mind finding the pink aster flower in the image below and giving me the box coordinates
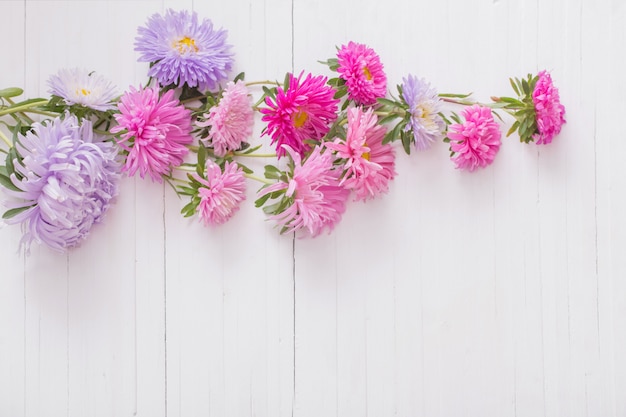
[532,70,566,145]
[197,80,254,157]
[193,160,246,226]
[112,86,193,182]
[336,42,387,106]
[448,105,501,172]
[258,145,349,237]
[260,72,339,159]
[326,107,396,201]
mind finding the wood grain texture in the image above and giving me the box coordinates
[0,0,624,416]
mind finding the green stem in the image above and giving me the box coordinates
[233,152,276,158]
[440,97,476,106]
[93,129,116,137]
[0,99,48,118]
[374,110,404,118]
[0,129,11,148]
[244,173,274,185]
[246,80,281,87]
[23,109,58,118]
[174,165,195,172]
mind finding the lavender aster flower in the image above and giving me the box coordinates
[3,114,121,253]
[135,9,233,91]
[401,74,445,150]
[48,68,118,111]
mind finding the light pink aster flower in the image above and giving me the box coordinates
[197,80,254,157]
[261,72,339,158]
[336,42,387,106]
[193,160,246,226]
[532,70,566,145]
[326,107,396,201]
[258,145,349,237]
[448,105,501,172]
[112,86,193,182]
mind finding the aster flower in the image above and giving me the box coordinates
[447,105,501,172]
[257,145,349,237]
[261,72,339,158]
[47,68,118,111]
[2,114,120,253]
[112,85,193,182]
[400,74,445,151]
[336,42,387,106]
[135,9,233,91]
[326,107,396,201]
[191,160,246,226]
[532,70,566,145]
[493,71,566,144]
[197,80,254,157]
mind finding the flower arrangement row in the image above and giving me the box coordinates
[0,9,566,254]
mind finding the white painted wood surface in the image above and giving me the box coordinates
[0,0,624,416]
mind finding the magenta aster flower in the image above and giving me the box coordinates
[448,105,501,172]
[112,86,193,182]
[197,80,254,157]
[258,145,349,237]
[261,72,339,159]
[401,74,445,150]
[326,107,396,201]
[193,160,246,226]
[336,42,387,106]
[48,68,118,112]
[3,115,120,253]
[135,9,233,91]
[532,70,566,145]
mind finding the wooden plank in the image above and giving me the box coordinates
[164,1,295,416]
[0,2,26,415]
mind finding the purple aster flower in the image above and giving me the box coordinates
[135,9,233,91]
[401,74,445,151]
[3,114,121,253]
[48,68,118,111]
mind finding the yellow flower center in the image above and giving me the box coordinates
[362,142,370,161]
[77,88,91,96]
[293,110,308,128]
[415,103,438,130]
[363,67,372,81]
[175,36,199,53]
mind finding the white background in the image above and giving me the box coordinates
[1,0,625,416]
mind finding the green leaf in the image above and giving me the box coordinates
[0,87,23,98]
[377,98,399,107]
[233,72,245,83]
[180,200,198,218]
[401,131,411,155]
[509,78,520,97]
[439,92,473,99]
[499,96,523,106]
[0,172,20,192]
[283,72,291,90]
[262,86,275,100]
[2,205,33,220]
[254,192,272,208]
[238,164,253,174]
[197,144,207,175]
[521,78,530,95]
[264,164,282,180]
[378,113,402,125]
[506,120,520,137]
[177,186,197,196]
[333,88,348,100]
